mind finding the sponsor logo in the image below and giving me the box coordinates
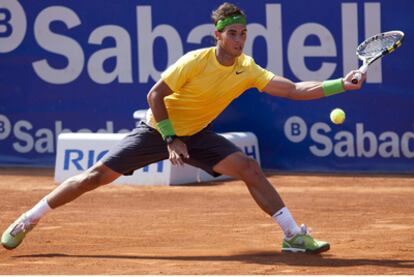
[0,114,129,154]
[274,210,284,217]
[284,116,414,159]
[1,2,383,84]
[63,149,165,172]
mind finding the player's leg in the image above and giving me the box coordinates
[1,121,168,250]
[47,161,121,209]
[212,152,330,254]
[1,162,121,250]
[213,152,284,215]
[212,152,301,236]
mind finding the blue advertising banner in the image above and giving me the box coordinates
[0,0,413,173]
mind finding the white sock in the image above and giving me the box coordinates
[25,198,52,222]
[272,207,301,239]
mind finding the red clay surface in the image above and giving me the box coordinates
[1,168,413,274]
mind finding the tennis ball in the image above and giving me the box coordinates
[330,108,346,124]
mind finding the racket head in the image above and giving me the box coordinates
[356,30,404,64]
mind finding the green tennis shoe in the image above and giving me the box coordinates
[1,214,37,250]
[282,224,330,254]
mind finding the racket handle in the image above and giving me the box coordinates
[351,63,369,84]
[351,72,362,84]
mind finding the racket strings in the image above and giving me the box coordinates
[359,34,402,58]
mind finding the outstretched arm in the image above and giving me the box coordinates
[262,70,366,100]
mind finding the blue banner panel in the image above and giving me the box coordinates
[0,0,413,173]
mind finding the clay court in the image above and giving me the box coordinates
[0,168,413,274]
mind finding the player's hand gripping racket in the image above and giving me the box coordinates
[352,30,404,84]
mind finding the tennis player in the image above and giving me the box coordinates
[2,2,365,253]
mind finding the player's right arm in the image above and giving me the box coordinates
[147,50,205,165]
[147,80,189,166]
[147,80,173,123]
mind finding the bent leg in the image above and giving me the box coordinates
[213,152,284,216]
[46,161,121,209]
[213,152,330,254]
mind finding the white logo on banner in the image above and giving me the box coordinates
[1,3,383,84]
[0,114,130,154]
[0,0,27,53]
[284,116,414,159]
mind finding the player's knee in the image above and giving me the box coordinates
[238,157,262,181]
[77,168,109,192]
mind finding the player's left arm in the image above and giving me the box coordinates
[262,70,366,100]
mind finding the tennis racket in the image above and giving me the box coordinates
[352,30,404,84]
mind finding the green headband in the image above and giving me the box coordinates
[215,15,247,31]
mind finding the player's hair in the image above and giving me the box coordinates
[211,2,246,31]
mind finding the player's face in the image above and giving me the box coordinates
[217,24,247,57]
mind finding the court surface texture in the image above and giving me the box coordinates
[1,168,413,274]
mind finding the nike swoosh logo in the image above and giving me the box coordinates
[274,211,283,217]
[235,71,244,75]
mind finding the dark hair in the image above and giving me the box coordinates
[211,2,246,26]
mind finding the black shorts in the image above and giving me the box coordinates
[101,121,241,177]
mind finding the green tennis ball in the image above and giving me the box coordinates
[330,108,346,124]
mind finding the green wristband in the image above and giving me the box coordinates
[156,119,175,139]
[322,78,345,97]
